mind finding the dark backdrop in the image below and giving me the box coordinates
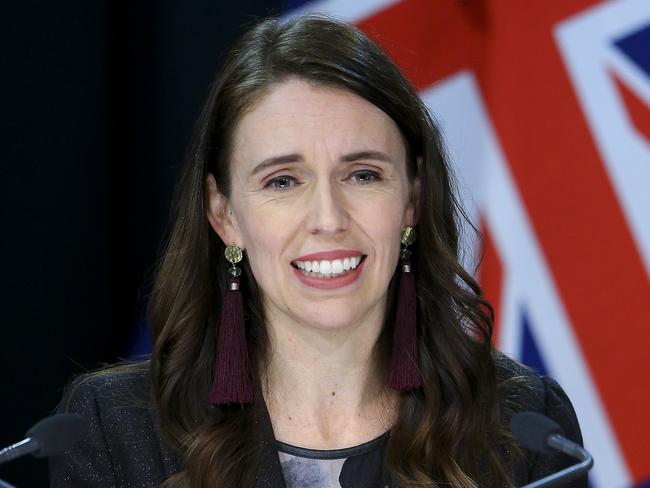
[0,2,284,485]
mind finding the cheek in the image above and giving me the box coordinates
[357,199,405,263]
[237,210,289,276]
[379,228,402,269]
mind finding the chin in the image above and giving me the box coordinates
[297,310,369,332]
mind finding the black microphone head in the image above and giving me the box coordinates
[511,411,565,454]
[26,413,88,458]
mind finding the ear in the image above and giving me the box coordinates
[205,173,242,247]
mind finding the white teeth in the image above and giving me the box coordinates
[319,260,331,275]
[293,255,363,278]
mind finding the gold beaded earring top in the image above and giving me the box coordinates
[400,226,416,246]
[224,245,243,290]
[224,245,243,264]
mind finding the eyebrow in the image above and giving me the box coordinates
[250,150,394,176]
[251,154,303,176]
[342,150,393,164]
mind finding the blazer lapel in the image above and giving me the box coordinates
[255,396,287,488]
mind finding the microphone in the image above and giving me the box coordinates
[0,413,88,465]
[511,411,593,488]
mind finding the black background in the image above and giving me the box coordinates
[0,1,285,485]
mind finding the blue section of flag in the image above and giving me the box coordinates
[519,308,548,376]
[615,23,650,78]
[280,0,315,14]
[519,311,601,487]
[123,303,153,359]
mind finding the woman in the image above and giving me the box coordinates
[51,15,586,488]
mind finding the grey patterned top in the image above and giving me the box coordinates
[277,432,389,488]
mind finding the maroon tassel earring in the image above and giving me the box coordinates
[209,244,253,406]
[388,226,422,391]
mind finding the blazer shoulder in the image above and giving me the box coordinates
[494,352,581,438]
[50,362,181,488]
[493,352,586,487]
[58,362,153,415]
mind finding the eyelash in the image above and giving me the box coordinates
[264,170,381,191]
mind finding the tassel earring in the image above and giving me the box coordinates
[209,244,253,406]
[388,226,422,391]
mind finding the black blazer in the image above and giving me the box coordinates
[49,357,588,487]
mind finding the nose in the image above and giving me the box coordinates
[306,179,350,236]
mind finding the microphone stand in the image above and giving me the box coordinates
[522,433,594,488]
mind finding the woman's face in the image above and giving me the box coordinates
[207,78,417,333]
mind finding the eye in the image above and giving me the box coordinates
[265,175,298,191]
[349,170,381,184]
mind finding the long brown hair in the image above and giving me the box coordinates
[149,15,521,487]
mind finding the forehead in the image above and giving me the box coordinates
[229,78,405,171]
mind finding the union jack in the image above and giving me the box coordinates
[283,1,650,486]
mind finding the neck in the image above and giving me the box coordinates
[260,310,398,448]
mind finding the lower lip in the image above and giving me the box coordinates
[292,259,365,290]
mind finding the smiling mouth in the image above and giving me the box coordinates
[291,255,367,279]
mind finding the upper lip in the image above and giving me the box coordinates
[293,250,365,262]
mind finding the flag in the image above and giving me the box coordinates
[283,1,650,486]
